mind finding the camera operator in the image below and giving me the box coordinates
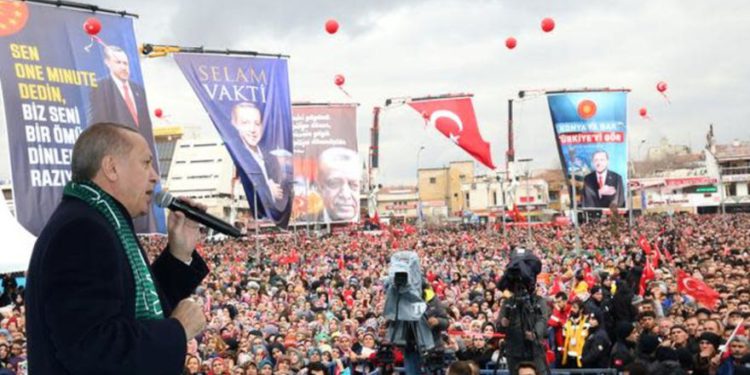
[382,251,450,374]
[497,248,550,375]
[402,280,450,374]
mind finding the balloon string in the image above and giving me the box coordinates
[337,86,352,98]
[660,92,671,104]
[84,35,109,53]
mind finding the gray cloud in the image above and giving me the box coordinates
[2,0,749,187]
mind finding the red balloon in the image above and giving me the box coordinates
[656,81,668,93]
[325,19,339,34]
[334,74,345,86]
[154,108,163,118]
[83,17,101,36]
[541,17,555,33]
[639,107,648,117]
[421,111,430,120]
[505,37,517,49]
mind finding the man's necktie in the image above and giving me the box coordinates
[122,83,139,127]
[598,175,604,189]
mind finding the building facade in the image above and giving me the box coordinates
[376,186,419,221]
[417,161,474,217]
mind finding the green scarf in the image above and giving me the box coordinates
[64,181,164,320]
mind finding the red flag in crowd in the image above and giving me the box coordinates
[638,235,653,255]
[662,242,673,263]
[548,277,563,296]
[511,204,526,222]
[652,243,661,268]
[408,95,495,169]
[583,263,596,288]
[404,223,417,235]
[677,269,720,309]
[639,259,655,296]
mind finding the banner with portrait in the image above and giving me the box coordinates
[291,103,360,225]
[174,53,293,227]
[0,2,164,235]
[547,90,629,210]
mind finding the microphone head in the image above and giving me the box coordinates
[154,191,174,208]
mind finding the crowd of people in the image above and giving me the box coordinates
[2,212,750,374]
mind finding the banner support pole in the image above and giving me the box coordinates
[254,190,259,252]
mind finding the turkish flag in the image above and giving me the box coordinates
[548,277,563,296]
[639,259,655,296]
[638,235,653,255]
[677,269,720,309]
[408,96,495,169]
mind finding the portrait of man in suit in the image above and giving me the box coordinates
[317,147,360,222]
[231,102,291,224]
[88,45,152,132]
[88,45,161,233]
[582,149,625,208]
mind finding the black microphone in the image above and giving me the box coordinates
[154,191,242,238]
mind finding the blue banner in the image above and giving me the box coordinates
[174,54,293,227]
[547,91,628,209]
[0,2,164,234]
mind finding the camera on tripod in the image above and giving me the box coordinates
[382,251,444,371]
[497,248,542,295]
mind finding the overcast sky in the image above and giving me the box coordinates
[2,0,750,186]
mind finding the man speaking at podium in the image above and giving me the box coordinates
[25,123,209,374]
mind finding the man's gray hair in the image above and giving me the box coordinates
[71,122,137,182]
[103,45,127,60]
[592,149,609,160]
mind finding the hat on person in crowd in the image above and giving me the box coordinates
[307,348,322,357]
[247,281,260,290]
[262,324,279,336]
[249,329,263,338]
[671,324,688,335]
[319,343,333,353]
[638,333,660,356]
[698,332,722,351]
[363,331,377,342]
[729,310,744,318]
[270,343,286,355]
[315,332,330,343]
[258,359,273,370]
[616,321,636,341]
[590,285,602,295]
[732,335,750,347]
[0,329,11,343]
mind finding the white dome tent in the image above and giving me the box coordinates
[0,193,36,274]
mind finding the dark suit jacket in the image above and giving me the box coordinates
[582,170,625,208]
[25,196,209,374]
[88,77,153,132]
[236,146,292,227]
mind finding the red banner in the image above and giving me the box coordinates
[408,96,495,169]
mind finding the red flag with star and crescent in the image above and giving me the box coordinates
[677,269,720,309]
[408,96,495,169]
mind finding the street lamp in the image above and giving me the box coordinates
[416,146,425,226]
[518,158,534,245]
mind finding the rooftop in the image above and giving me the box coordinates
[714,140,750,161]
